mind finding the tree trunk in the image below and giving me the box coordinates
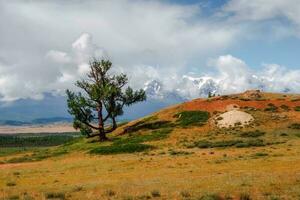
[97,103,107,141]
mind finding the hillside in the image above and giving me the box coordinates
[1,90,300,200]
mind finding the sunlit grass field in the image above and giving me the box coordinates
[1,92,300,200]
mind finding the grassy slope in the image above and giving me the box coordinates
[1,92,300,199]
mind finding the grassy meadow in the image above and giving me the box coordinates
[1,93,300,200]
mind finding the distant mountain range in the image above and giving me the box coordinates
[0,74,271,125]
[0,117,73,126]
[143,75,218,101]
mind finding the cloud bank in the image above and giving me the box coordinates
[0,0,299,102]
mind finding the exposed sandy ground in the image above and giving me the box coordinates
[0,123,77,134]
[216,110,254,128]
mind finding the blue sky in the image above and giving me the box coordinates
[0,0,300,120]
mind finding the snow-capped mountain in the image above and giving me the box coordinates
[143,75,219,101]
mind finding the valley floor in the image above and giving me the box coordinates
[1,141,300,200]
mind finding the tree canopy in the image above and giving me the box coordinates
[66,59,146,141]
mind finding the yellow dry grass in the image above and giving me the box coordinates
[0,140,300,200]
[1,91,300,200]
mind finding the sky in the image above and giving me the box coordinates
[0,0,300,120]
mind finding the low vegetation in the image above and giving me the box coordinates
[294,106,300,111]
[289,123,300,129]
[0,133,79,147]
[90,128,173,155]
[174,111,210,127]
[190,139,265,149]
[240,130,265,138]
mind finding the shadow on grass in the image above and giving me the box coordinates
[90,128,173,155]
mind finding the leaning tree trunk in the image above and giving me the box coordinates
[97,104,107,141]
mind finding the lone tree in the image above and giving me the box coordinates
[66,59,146,141]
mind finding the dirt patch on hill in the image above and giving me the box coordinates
[215,110,254,128]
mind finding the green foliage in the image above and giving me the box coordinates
[239,193,251,200]
[252,152,269,157]
[66,58,146,140]
[151,190,161,197]
[192,139,265,149]
[174,111,210,127]
[5,148,69,164]
[294,106,300,111]
[0,133,79,147]
[45,192,65,200]
[124,120,174,133]
[240,130,265,138]
[6,181,16,187]
[89,143,152,154]
[264,103,278,112]
[90,128,173,155]
[288,123,300,129]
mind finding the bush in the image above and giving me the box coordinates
[151,190,161,197]
[6,181,16,187]
[239,193,251,200]
[253,152,269,157]
[175,111,210,127]
[199,193,222,200]
[264,103,278,112]
[105,189,116,197]
[180,191,191,198]
[294,106,300,111]
[289,123,300,129]
[45,192,65,200]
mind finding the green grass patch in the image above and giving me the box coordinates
[192,139,265,149]
[124,118,174,133]
[294,106,300,111]
[240,130,265,138]
[89,143,152,155]
[174,111,210,127]
[0,132,80,147]
[4,147,69,164]
[115,128,172,145]
[289,123,300,129]
[90,128,173,155]
[264,103,278,112]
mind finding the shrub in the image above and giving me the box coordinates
[288,123,300,129]
[105,189,116,197]
[199,193,222,200]
[175,111,210,127]
[240,130,265,138]
[151,190,161,197]
[280,105,290,111]
[264,104,278,112]
[239,193,251,200]
[294,106,300,111]
[6,181,16,187]
[253,152,269,157]
[180,191,191,198]
[45,192,65,200]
